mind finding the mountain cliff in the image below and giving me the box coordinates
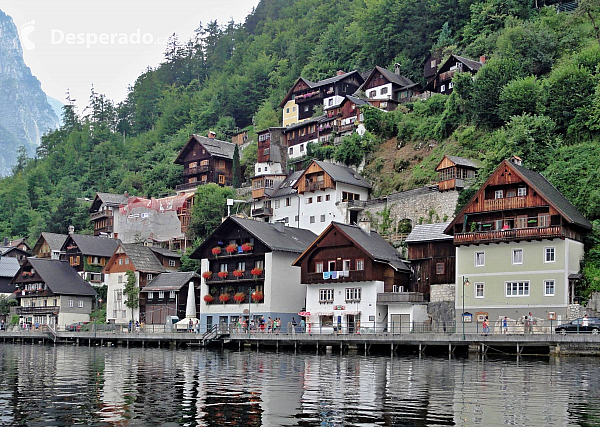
[0,9,59,175]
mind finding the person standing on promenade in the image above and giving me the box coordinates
[582,314,589,332]
[300,318,306,333]
[503,316,508,334]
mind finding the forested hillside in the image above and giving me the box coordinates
[1,0,600,291]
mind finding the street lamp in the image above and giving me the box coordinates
[462,276,469,340]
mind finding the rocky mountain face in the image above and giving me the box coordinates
[0,9,59,176]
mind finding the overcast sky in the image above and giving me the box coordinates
[2,0,260,112]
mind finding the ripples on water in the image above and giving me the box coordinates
[0,344,599,426]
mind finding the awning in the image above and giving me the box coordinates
[344,311,361,315]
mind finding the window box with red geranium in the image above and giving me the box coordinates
[202,271,213,280]
[225,244,238,254]
[241,243,253,252]
[219,293,231,303]
[217,271,229,279]
[251,291,264,302]
[251,267,263,277]
[232,269,244,279]
[204,295,214,304]
[211,247,222,256]
[234,292,245,303]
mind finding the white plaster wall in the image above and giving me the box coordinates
[366,83,393,100]
[271,195,301,228]
[288,138,318,160]
[323,95,344,108]
[254,162,283,176]
[114,207,184,244]
[267,252,305,313]
[106,271,140,324]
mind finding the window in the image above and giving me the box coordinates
[317,196,322,203]
[512,249,523,265]
[356,259,364,271]
[545,247,556,263]
[539,214,549,227]
[218,175,226,184]
[506,190,516,198]
[430,59,436,68]
[518,187,527,196]
[320,215,326,222]
[148,292,154,299]
[328,260,336,271]
[274,200,280,209]
[122,310,127,318]
[320,315,333,327]
[169,260,176,267]
[119,258,123,265]
[284,217,289,223]
[343,259,351,271]
[316,262,324,273]
[440,84,446,92]
[147,274,153,281]
[380,87,388,95]
[78,300,84,308]
[342,192,360,202]
[306,197,313,204]
[475,251,485,267]
[289,147,293,155]
[516,215,527,229]
[506,281,530,297]
[328,98,333,106]
[170,291,176,299]
[300,144,305,152]
[293,106,296,112]
[319,289,334,303]
[113,310,117,318]
[449,82,454,89]
[544,280,555,296]
[436,263,444,275]
[158,291,164,299]
[255,260,264,270]
[345,288,361,302]
[325,195,331,201]
[368,90,376,98]
[116,290,122,301]
[286,108,290,114]
[475,283,484,298]
[495,190,503,199]
[125,258,130,265]
[304,105,309,112]
[237,261,246,271]
[285,197,291,207]
[200,159,209,166]
[310,216,315,224]
[68,300,74,308]
[220,263,227,272]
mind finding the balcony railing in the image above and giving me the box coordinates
[90,210,113,220]
[438,178,465,191]
[333,124,355,133]
[482,196,530,212]
[184,165,210,176]
[438,70,456,82]
[15,306,60,315]
[205,272,265,283]
[251,207,273,217]
[346,200,366,210]
[377,292,424,304]
[307,181,325,192]
[305,270,365,284]
[454,226,564,245]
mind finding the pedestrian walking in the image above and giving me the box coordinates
[482,317,489,335]
[582,314,589,332]
[502,316,508,334]
[291,317,297,334]
[528,312,534,333]
[300,318,306,333]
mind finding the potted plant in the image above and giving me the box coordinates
[211,247,222,256]
[234,292,246,303]
[241,243,253,252]
[251,267,263,277]
[233,269,244,279]
[251,291,264,302]
[219,293,231,303]
[202,271,213,280]
[217,271,229,279]
[204,295,214,304]
[225,243,238,254]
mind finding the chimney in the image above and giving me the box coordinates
[480,55,486,64]
[394,63,401,75]
[358,216,371,235]
[68,225,75,235]
[272,221,285,233]
[336,70,346,76]
[207,131,216,139]
[509,155,523,166]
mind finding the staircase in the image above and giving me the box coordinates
[201,324,229,346]
[42,325,57,342]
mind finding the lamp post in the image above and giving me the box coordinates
[462,276,469,340]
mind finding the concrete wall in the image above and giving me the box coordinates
[114,207,184,244]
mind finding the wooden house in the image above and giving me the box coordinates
[405,222,455,300]
[424,54,484,95]
[140,271,201,324]
[359,65,422,108]
[435,155,481,191]
[423,51,442,84]
[4,237,31,252]
[0,256,20,295]
[174,133,235,192]
[0,246,30,264]
[32,232,68,260]
[60,234,121,285]
[89,192,128,238]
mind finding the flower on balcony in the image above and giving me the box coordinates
[217,271,229,279]
[251,267,263,276]
[232,269,245,278]
[202,271,213,280]
[211,247,222,256]
[241,243,253,252]
[219,293,231,303]
[225,244,238,254]
[234,292,246,303]
[251,291,264,302]
[203,295,214,304]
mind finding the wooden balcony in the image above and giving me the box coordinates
[90,210,113,220]
[304,270,365,284]
[16,305,60,315]
[184,165,209,176]
[307,181,325,192]
[251,207,272,217]
[482,196,529,212]
[377,292,424,304]
[439,70,456,82]
[454,226,564,245]
[205,272,265,283]
[438,178,464,191]
[252,188,266,199]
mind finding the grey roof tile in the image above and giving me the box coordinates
[150,247,182,259]
[121,244,166,273]
[191,135,235,159]
[97,192,128,206]
[26,259,97,296]
[64,234,121,258]
[313,160,371,189]
[40,232,68,252]
[142,271,199,292]
[270,171,303,198]
[0,257,20,278]
[406,222,453,243]
[445,156,481,169]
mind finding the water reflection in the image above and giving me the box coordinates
[0,344,599,426]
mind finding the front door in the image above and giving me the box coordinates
[391,314,411,333]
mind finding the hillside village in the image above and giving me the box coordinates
[0,53,595,335]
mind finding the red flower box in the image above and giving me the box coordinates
[232,269,244,278]
[202,271,213,280]
[203,295,214,303]
[234,292,245,303]
[217,271,229,279]
[225,244,238,254]
[241,243,253,252]
[251,267,263,276]
[251,291,263,302]
[219,293,231,303]
[211,247,222,256]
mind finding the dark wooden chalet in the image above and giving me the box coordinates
[0,246,30,264]
[257,127,286,165]
[424,54,484,95]
[359,65,422,107]
[445,158,592,245]
[60,234,121,284]
[293,221,411,291]
[149,247,181,271]
[174,133,235,191]
[0,256,20,295]
[4,237,31,252]
[141,271,201,324]
[405,223,455,299]
[423,51,442,84]
[435,155,481,191]
[325,95,371,135]
[89,192,128,237]
[32,232,68,260]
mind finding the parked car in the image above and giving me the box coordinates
[555,317,600,334]
[66,322,90,332]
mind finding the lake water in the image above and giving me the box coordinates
[0,344,599,426]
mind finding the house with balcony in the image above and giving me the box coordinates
[11,258,97,328]
[293,220,424,334]
[423,54,484,95]
[445,157,592,328]
[435,155,481,191]
[283,114,336,165]
[140,271,201,325]
[32,232,68,260]
[0,246,29,264]
[174,133,235,192]
[60,233,121,286]
[0,256,20,295]
[192,216,316,331]
[359,65,422,109]
[89,192,128,238]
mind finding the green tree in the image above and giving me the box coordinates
[232,144,241,188]
[188,184,234,241]
[498,76,542,122]
[123,270,139,324]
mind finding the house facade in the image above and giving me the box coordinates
[0,246,29,264]
[11,258,97,328]
[140,271,201,325]
[89,192,128,238]
[193,216,316,332]
[445,158,592,328]
[0,256,20,296]
[60,233,121,287]
[293,221,422,334]
[31,232,67,260]
[360,65,422,108]
[435,155,481,191]
[424,54,484,95]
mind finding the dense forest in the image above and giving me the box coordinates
[1,0,600,292]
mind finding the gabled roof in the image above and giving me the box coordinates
[316,70,362,87]
[150,247,182,259]
[192,216,317,259]
[452,55,483,72]
[435,155,481,171]
[445,160,592,233]
[282,115,326,132]
[142,271,199,292]
[7,238,30,250]
[298,160,371,189]
[14,258,97,296]
[406,222,453,243]
[0,256,20,278]
[89,192,128,213]
[278,77,316,108]
[359,66,417,92]
[120,244,167,273]
[270,171,303,198]
[424,54,484,91]
[174,134,235,164]
[32,232,68,254]
[62,234,121,258]
[293,222,410,272]
[0,246,29,257]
